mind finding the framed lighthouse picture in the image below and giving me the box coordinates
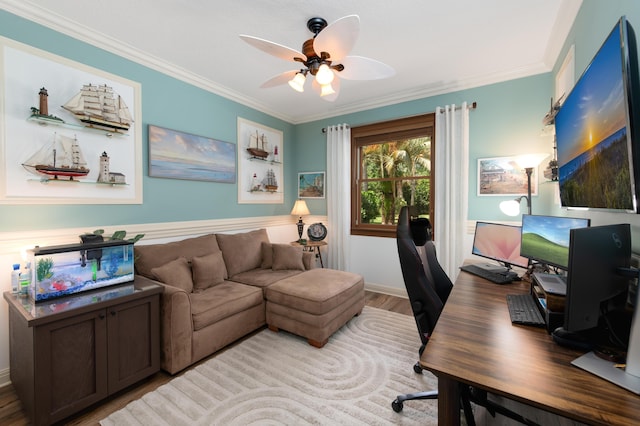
[0,37,142,204]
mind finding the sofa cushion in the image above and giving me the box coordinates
[230,268,304,289]
[216,229,269,277]
[192,251,226,291]
[272,244,305,271]
[135,234,225,279]
[189,281,264,331]
[150,257,193,293]
[260,242,273,269]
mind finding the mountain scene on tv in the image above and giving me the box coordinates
[559,128,633,209]
[556,22,634,210]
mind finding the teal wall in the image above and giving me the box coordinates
[0,10,296,232]
[295,73,554,221]
[4,1,640,238]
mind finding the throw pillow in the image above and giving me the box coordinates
[216,229,269,276]
[150,257,193,293]
[272,244,305,271]
[261,242,273,268]
[191,251,226,291]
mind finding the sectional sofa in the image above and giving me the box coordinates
[133,228,364,374]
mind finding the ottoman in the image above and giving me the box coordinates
[265,268,365,348]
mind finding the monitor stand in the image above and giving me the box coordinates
[475,263,509,274]
[572,293,640,394]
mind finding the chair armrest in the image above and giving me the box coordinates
[303,251,316,270]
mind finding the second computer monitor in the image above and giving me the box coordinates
[472,222,529,269]
[520,214,591,270]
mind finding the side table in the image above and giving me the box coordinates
[290,240,327,268]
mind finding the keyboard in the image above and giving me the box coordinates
[506,294,545,326]
[459,264,515,284]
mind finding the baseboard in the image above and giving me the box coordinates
[0,367,10,388]
[364,282,408,299]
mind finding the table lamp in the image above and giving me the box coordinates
[499,153,548,216]
[290,199,310,241]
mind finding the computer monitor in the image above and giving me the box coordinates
[563,224,632,333]
[520,214,591,270]
[471,222,529,270]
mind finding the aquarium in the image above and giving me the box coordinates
[29,240,135,302]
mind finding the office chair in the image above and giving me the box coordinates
[391,206,539,426]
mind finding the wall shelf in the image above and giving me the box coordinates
[28,115,128,137]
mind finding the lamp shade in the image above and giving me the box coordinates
[291,199,310,217]
[515,153,549,169]
[499,199,522,216]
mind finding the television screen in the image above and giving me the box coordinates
[471,222,529,269]
[555,16,640,212]
[520,214,590,270]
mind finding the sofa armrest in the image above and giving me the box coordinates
[303,251,316,270]
[136,275,193,374]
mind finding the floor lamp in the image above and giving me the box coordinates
[499,154,548,216]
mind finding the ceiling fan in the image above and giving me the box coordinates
[239,15,395,102]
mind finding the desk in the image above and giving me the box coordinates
[420,269,640,425]
[290,240,327,268]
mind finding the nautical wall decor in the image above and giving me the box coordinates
[0,37,142,204]
[237,117,284,204]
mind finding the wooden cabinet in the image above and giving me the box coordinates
[4,280,162,425]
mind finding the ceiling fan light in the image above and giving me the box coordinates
[315,63,335,85]
[320,83,335,97]
[288,72,306,92]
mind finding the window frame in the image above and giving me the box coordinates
[350,113,436,238]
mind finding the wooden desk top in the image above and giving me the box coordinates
[420,269,640,425]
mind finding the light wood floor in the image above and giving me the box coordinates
[0,291,411,426]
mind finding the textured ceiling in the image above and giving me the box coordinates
[2,0,582,123]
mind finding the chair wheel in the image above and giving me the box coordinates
[392,399,404,412]
[413,362,424,374]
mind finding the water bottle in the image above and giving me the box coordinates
[20,262,32,296]
[11,263,20,294]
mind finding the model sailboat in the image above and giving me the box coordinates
[262,169,278,192]
[62,84,132,132]
[22,133,90,180]
[246,130,269,159]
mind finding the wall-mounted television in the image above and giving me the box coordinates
[555,16,640,213]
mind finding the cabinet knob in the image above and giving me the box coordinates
[110,310,116,316]
[99,313,106,319]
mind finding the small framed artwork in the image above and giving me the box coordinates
[477,156,538,196]
[237,117,283,204]
[298,171,325,198]
[148,125,236,183]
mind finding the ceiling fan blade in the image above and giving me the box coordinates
[338,56,395,80]
[313,15,360,62]
[260,70,299,88]
[239,35,304,62]
[312,75,341,102]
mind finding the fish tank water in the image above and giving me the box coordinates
[28,240,135,302]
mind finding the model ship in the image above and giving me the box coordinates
[246,130,269,159]
[62,84,133,132]
[262,169,278,192]
[22,133,89,180]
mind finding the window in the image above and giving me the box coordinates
[351,113,435,238]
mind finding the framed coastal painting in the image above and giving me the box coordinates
[237,117,283,204]
[298,171,325,199]
[477,156,538,196]
[0,37,142,204]
[148,125,236,183]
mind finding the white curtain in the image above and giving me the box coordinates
[434,103,470,280]
[326,124,351,271]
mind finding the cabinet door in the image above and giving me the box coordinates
[34,308,108,424]
[107,294,160,393]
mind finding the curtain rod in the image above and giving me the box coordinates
[321,101,477,133]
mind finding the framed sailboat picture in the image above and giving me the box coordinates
[237,117,283,204]
[0,37,142,204]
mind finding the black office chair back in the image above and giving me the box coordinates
[396,206,453,348]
